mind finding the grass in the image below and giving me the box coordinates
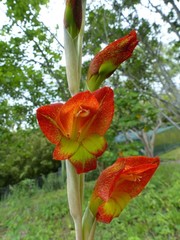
[0,163,180,240]
[154,126,180,156]
[159,147,180,161]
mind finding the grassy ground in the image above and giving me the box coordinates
[154,126,180,156]
[159,147,180,161]
[0,163,180,240]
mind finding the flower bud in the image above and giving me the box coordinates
[64,0,82,39]
[87,30,138,91]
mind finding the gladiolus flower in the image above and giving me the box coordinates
[87,30,138,91]
[89,156,160,223]
[64,0,82,39]
[36,87,114,174]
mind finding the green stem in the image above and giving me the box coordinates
[64,30,79,95]
[61,161,65,185]
[77,0,87,84]
[64,1,87,239]
[82,207,97,240]
[80,173,85,206]
[66,161,83,240]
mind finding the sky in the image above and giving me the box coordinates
[0,0,65,43]
[0,0,178,45]
[39,0,65,45]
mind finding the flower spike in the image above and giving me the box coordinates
[36,87,114,174]
[89,156,160,223]
[87,30,138,91]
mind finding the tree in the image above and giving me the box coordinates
[147,0,180,40]
[0,0,69,128]
[0,128,60,188]
[113,85,162,157]
[83,0,180,129]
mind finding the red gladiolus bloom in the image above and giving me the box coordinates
[36,87,114,174]
[89,156,160,223]
[87,30,138,91]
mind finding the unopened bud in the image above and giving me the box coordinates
[64,0,82,39]
[87,30,138,91]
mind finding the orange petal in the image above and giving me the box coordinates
[36,103,64,144]
[87,87,114,136]
[122,156,159,169]
[116,156,160,197]
[93,158,125,201]
[59,91,99,138]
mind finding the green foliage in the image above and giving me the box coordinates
[0,164,179,239]
[0,188,73,240]
[117,141,142,157]
[0,0,69,128]
[0,129,60,188]
[42,172,64,192]
[8,179,38,199]
[5,0,49,21]
[114,87,159,132]
[5,172,65,200]
[105,85,160,157]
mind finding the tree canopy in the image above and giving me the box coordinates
[0,0,68,128]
